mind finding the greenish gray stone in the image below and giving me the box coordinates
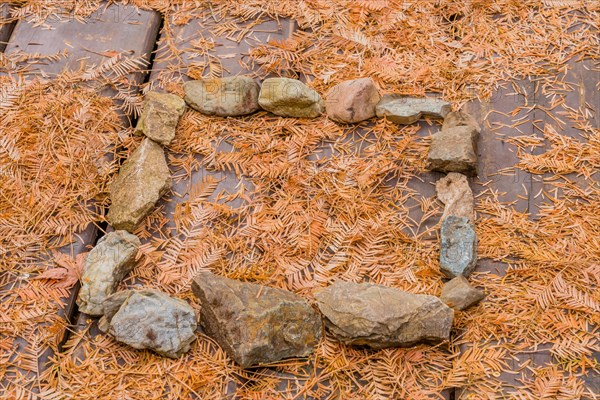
[99,289,197,358]
[442,110,481,133]
[427,125,479,175]
[376,95,451,124]
[76,231,140,316]
[135,91,186,146]
[315,281,454,348]
[183,76,260,117]
[107,138,172,232]
[258,77,324,118]
[192,271,322,368]
[441,276,485,310]
[440,216,477,278]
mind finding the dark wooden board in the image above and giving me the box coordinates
[0,4,16,52]
[1,2,161,393]
[5,3,160,80]
[532,59,599,394]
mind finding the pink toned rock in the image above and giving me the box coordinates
[325,78,381,123]
[436,172,475,222]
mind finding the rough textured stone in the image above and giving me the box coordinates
[436,172,475,222]
[183,76,260,117]
[258,77,324,118]
[99,289,197,358]
[191,272,321,368]
[376,95,451,124]
[107,138,172,232]
[427,125,479,175]
[440,216,477,278]
[134,91,186,146]
[441,276,485,310]
[315,281,453,348]
[442,110,481,133]
[76,231,140,316]
[325,77,381,123]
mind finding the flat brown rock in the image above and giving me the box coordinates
[325,77,380,123]
[436,172,475,222]
[441,276,485,310]
[315,281,453,348]
[192,272,322,368]
[107,138,172,232]
[427,126,479,175]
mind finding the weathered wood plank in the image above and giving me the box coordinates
[6,4,159,81]
[0,4,17,52]
[1,2,161,393]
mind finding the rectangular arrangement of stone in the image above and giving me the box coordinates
[428,111,480,175]
[192,271,322,368]
[315,281,453,348]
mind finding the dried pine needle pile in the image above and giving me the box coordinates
[1,1,599,399]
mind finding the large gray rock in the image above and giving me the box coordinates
[258,77,324,118]
[427,125,479,175]
[325,77,380,123]
[442,110,481,133]
[99,289,197,358]
[107,138,172,232]
[183,76,260,117]
[376,95,451,124]
[315,281,453,348]
[440,216,477,278]
[191,272,321,368]
[76,231,140,316]
[134,91,186,146]
[436,172,475,222]
[441,276,485,310]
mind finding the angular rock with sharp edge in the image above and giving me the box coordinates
[376,95,451,124]
[107,138,172,232]
[441,275,485,310]
[192,271,322,368]
[134,91,186,146]
[315,281,453,348]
